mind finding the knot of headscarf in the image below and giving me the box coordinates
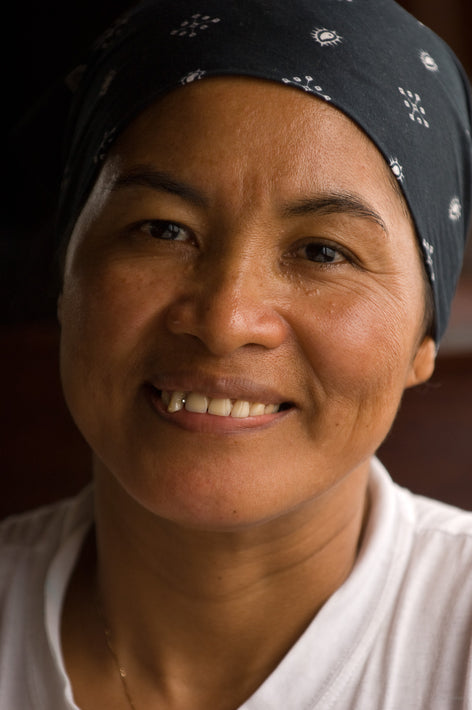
[57,0,472,343]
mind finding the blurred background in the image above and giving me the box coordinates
[1,0,471,517]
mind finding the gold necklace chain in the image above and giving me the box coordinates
[96,596,138,710]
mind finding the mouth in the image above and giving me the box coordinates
[151,388,293,420]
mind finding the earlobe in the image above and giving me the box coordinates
[405,336,436,388]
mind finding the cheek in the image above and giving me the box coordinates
[62,259,172,357]
[292,280,421,430]
[58,260,175,431]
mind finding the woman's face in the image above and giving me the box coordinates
[59,78,435,530]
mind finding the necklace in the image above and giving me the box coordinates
[96,597,138,710]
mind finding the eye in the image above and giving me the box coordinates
[139,220,193,242]
[299,242,347,264]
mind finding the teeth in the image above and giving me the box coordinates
[167,391,186,412]
[162,390,282,418]
[264,404,279,414]
[208,397,233,416]
[231,400,250,418]
[185,392,209,414]
[249,402,266,416]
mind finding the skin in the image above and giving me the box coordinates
[59,78,436,709]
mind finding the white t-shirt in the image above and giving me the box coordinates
[2,458,472,709]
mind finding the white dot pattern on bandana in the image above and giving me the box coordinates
[389,157,405,182]
[282,76,331,102]
[59,0,472,344]
[99,69,117,97]
[422,239,436,282]
[180,69,207,85]
[398,87,430,128]
[449,196,462,221]
[419,50,438,72]
[93,127,118,164]
[311,28,343,47]
[171,13,221,38]
[96,15,130,51]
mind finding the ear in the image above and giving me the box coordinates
[405,335,436,389]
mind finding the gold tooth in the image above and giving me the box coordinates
[167,391,186,413]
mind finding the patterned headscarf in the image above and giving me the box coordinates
[58,0,472,343]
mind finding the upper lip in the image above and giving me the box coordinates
[147,371,292,405]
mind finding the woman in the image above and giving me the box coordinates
[1,1,472,708]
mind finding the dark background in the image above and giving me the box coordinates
[1,1,472,517]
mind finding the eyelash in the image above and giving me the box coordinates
[134,219,194,243]
[297,242,347,265]
[130,220,354,267]
[290,239,358,270]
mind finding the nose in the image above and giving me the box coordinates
[165,255,289,356]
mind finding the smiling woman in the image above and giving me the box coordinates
[2,2,472,710]
[59,82,435,533]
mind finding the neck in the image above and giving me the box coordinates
[64,461,370,710]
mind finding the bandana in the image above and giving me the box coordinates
[57,0,472,343]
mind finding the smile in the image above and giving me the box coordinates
[161,390,282,418]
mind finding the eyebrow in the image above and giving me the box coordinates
[111,165,388,233]
[282,193,388,234]
[111,165,208,208]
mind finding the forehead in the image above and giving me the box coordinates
[101,77,409,228]
[113,81,389,179]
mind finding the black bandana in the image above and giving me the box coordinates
[58,0,472,343]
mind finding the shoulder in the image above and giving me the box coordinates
[357,461,472,705]
[370,458,472,611]
[396,479,472,542]
[0,486,93,546]
[372,457,472,542]
[397,486,472,598]
[0,488,93,594]
[0,490,92,707]
[373,459,472,622]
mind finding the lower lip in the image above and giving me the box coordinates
[145,386,291,434]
